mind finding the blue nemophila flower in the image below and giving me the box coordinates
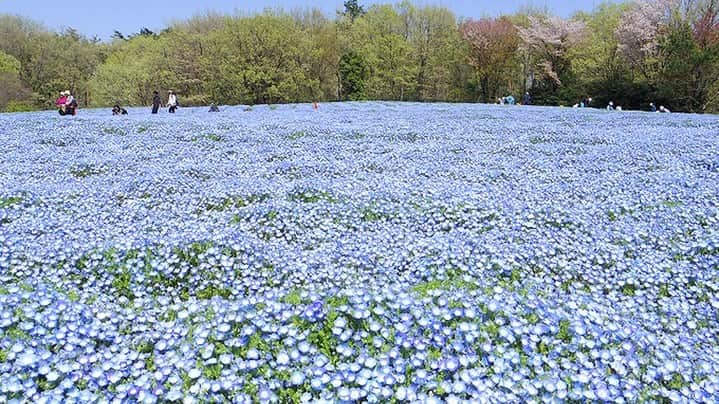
[0,104,718,401]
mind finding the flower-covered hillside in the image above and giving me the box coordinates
[0,103,718,402]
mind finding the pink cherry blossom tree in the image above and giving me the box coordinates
[615,0,676,81]
[460,17,520,102]
[517,16,585,89]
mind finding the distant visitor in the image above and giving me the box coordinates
[167,90,178,113]
[112,105,128,115]
[56,90,77,116]
[209,103,219,112]
[522,92,532,105]
[152,91,162,114]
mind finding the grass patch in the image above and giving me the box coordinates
[287,131,306,140]
[529,136,550,144]
[201,194,269,213]
[112,268,135,300]
[306,311,340,365]
[4,326,30,340]
[197,285,232,300]
[360,205,390,222]
[658,284,670,298]
[280,289,305,305]
[70,164,104,178]
[204,363,223,380]
[661,200,683,208]
[621,283,637,296]
[288,190,337,204]
[0,196,23,208]
[557,319,572,343]
[204,133,223,142]
[411,277,479,297]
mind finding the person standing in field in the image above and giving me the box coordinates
[152,91,162,114]
[167,90,178,113]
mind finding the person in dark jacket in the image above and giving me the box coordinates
[522,92,532,105]
[209,103,220,112]
[152,91,162,114]
[112,105,128,115]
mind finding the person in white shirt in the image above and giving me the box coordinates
[167,90,177,113]
[63,90,78,115]
[64,90,75,108]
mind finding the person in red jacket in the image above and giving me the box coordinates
[55,91,67,114]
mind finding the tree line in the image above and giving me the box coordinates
[1,0,718,113]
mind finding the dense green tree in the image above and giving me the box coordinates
[572,3,644,108]
[339,51,368,100]
[201,13,318,105]
[89,35,173,106]
[0,16,106,107]
[343,0,366,23]
[0,50,20,74]
[0,50,31,111]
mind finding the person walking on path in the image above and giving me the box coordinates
[152,91,162,114]
[167,90,178,113]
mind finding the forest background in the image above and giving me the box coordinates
[1,0,718,113]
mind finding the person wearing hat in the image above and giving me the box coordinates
[167,90,178,113]
[64,91,77,115]
[55,91,68,114]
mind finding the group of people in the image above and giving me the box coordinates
[55,90,78,116]
[495,91,673,113]
[61,87,675,116]
[110,90,183,116]
[649,102,671,113]
[607,101,671,113]
[497,95,516,105]
[497,92,533,106]
[151,90,178,114]
[573,98,593,108]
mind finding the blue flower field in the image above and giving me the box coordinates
[0,103,718,402]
